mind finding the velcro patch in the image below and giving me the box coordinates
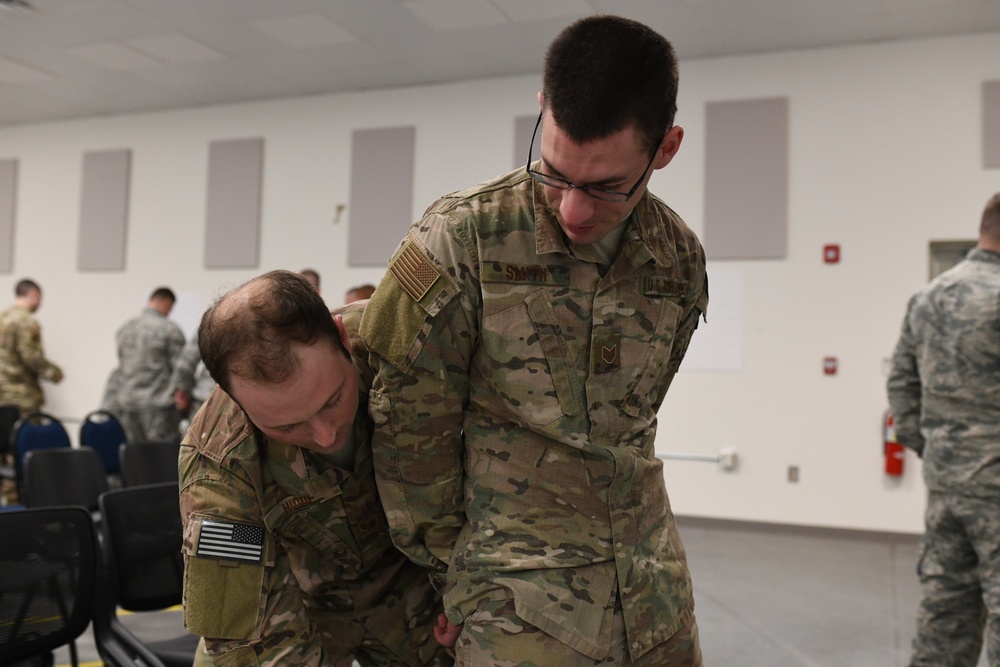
[196,519,264,563]
[481,263,570,286]
[389,241,440,302]
[593,333,621,374]
[643,276,688,298]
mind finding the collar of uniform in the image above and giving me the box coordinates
[629,193,682,270]
[969,247,1000,264]
[530,178,679,270]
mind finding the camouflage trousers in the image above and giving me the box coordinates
[118,407,182,445]
[910,491,1000,667]
[193,634,454,666]
[1,453,17,505]
[454,597,702,667]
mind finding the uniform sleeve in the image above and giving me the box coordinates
[361,215,479,583]
[661,262,709,399]
[16,319,63,383]
[167,325,188,371]
[179,438,325,667]
[886,298,925,455]
[170,337,200,393]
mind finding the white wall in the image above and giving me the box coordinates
[1,32,998,534]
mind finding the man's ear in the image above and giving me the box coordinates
[333,314,353,354]
[653,125,684,170]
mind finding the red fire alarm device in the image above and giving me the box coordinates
[823,244,840,264]
[823,357,838,375]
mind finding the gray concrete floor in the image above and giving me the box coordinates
[51,517,987,666]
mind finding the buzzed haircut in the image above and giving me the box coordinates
[542,14,679,149]
[150,287,176,303]
[198,270,347,394]
[981,192,1000,243]
[15,279,40,297]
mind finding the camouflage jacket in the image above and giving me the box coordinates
[0,305,63,413]
[887,248,1000,495]
[114,307,186,411]
[179,308,444,667]
[360,167,709,660]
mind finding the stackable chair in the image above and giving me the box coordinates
[22,447,110,513]
[0,404,20,460]
[0,506,98,667]
[0,413,72,505]
[118,440,180,487]
[79,410,128,484]
[94,482,199,667]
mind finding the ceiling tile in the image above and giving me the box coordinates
[254,12,358,49]
[403,0,508,31]
[0,56,50,83]
[127,33,223,64]
[68,42,161,71]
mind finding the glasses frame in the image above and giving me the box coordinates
[525,111,664,203]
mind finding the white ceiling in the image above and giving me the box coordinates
[1,0,999,128]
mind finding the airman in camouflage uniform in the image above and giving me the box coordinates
[0,279,63,414]
[360,16,707,666]
[888,192,1000,667]
[113,287,186,443]
[180,271,451,667]
[0,279,63,504]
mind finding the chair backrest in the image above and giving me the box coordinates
[0,404,20,458]
[99,482,183,611]
[79,410,128,475]
[23,446,111,511]
[11,412,71,483]
[118,440,180,487]
[0,506,97,665]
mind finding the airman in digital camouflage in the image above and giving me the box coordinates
[360,15,708,667]
[179,270,451,667]
[0,278,63,504]
[888,192,1000,667]
[112,286,187,443]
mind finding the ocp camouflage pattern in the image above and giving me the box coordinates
[361,166,708,660]
[179,307,450,667]
[0,304,62,413]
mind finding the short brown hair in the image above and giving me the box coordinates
[15,279,40,297]
[198,270,346,394]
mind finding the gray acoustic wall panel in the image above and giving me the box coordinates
[984,80,1000,168]
[348,126,415,267]
[78,149,131,271]
[204,137,263,269]
[514,114,539,170]
[704,97,790,260]
[0,159,15,273]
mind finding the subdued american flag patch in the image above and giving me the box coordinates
[196,519,264,563]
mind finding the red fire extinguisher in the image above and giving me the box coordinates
[884,410,905,476]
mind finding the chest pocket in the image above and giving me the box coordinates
[262,459,391,593]
[478,289,584,428]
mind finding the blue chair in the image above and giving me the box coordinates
[0,412,71,504]
[79,410,128,478]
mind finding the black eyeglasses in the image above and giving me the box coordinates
[525,111,664,203]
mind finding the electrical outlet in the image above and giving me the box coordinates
[788,465,799,483]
